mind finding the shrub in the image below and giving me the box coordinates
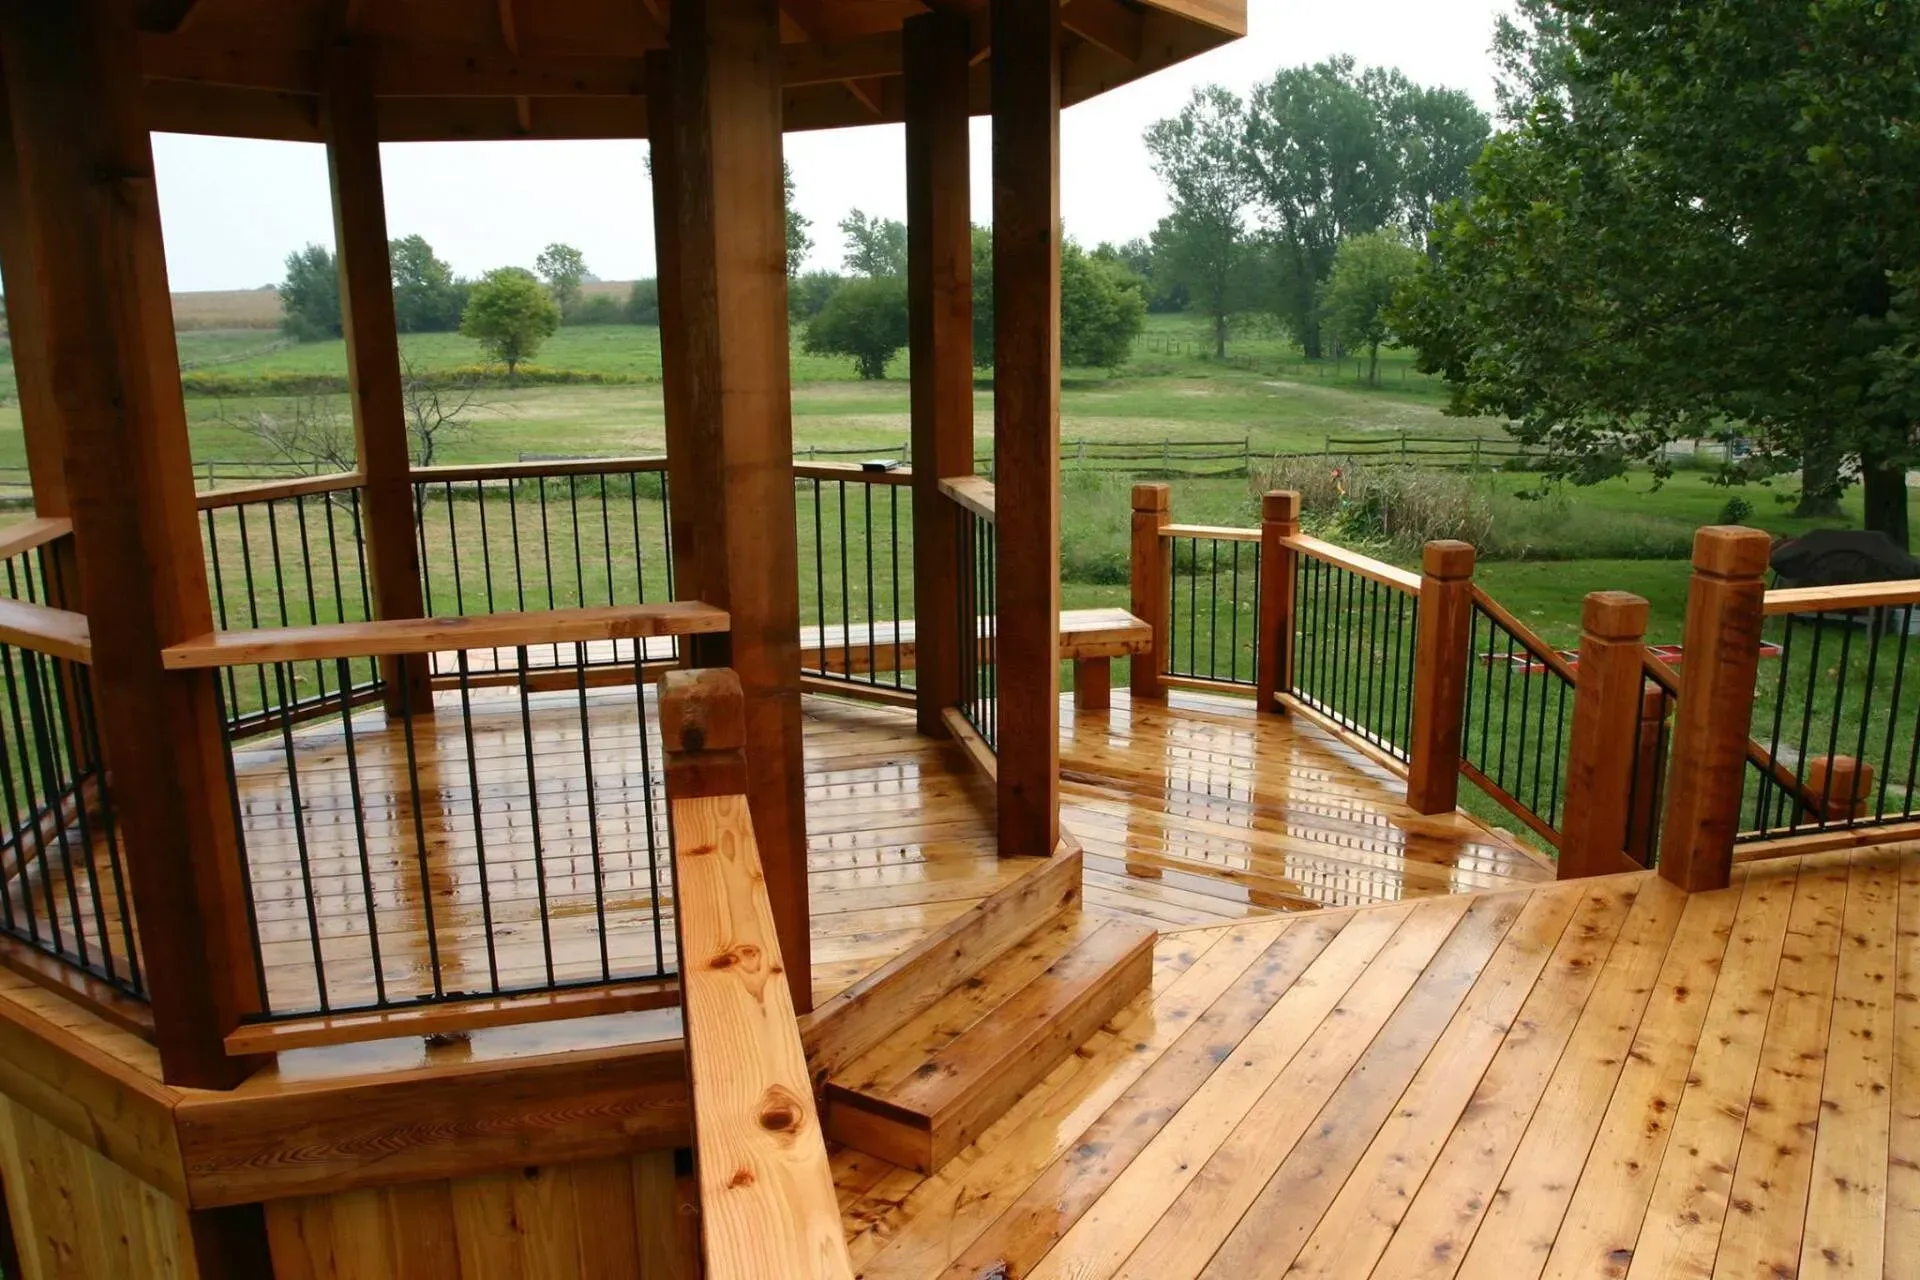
[802,276,909,379]
[1252,456,1497,550]
[625,279,660,325]
[568,294,625,326]
[1718,495,1755,524]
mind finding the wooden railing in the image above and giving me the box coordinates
[0,592,144,1020]
[941,476,998,757]
[161,602,727,1041]
[660,667,852,1280]
[1458,584,1577,847]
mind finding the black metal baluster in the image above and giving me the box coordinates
[454,652,500,993]
[334,658,386,1008]
[568,474,587,611]
[1876,610,1913,821]
[575,644,612,982]
[864,483,877,685]
[838,481,853,682]
[272,663,330,1013]
[632,658,666,977]
[1207,539,1220,680]
[211,677,269,1012]
[1229,542,1241,684]
[514,645,557,988]
[395,680,445,999]
[1789,619,1825,834]
[890,486,903,691]
[1757,619,1795,833]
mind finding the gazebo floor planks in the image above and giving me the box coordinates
[838,846,1920,1279]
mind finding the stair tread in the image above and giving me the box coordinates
[828,915,1155,1121]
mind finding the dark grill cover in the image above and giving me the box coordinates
[1770,529,1920,588]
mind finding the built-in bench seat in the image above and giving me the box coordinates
[798,606,1151,709]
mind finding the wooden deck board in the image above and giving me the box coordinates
[845,848,1920,1278]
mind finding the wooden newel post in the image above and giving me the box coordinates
[1559,590,1650,880]
[1406,539,1476,815]
[660,667,749,803]
[1130,483,1171,700]
[1256,490,1299,712]
[1657,525,1771,892]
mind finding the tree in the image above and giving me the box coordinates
[460,267,561,382]
[1387,86,1490,254]
[1491,0,1584,124]
[1241,59,1401,358]
[1097,237,1186,313]
[1397,0,1920,545]
[278,244,341,342]
[389,234,466,333]
[784,161,811,278]
[789,270,845,320]
[1061,243,1148,369]
[1320,231,1422,384]
[802,275,909,379]
[535,243,587,316]
[839,210,907,278]
[970,229,1146,371]
[229,355,488,478]
[1144,85,1255,357]
[625,278,660,325]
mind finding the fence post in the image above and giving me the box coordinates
[1130,483,1171,700]
[1657,525,1771,892]
[1256,490,1299,713]
[1559,590,1650,879]
[1406,539,1476,815]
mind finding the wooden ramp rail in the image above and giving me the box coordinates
[661,668,853,1280]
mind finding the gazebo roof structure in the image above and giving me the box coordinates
[137,0,1246,141]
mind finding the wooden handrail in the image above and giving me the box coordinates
[938,474,996,522]
[1469,584,1581,685]
[1642,649,1825,822]
[0,516,72,562]
[1282,533,1421,594]
[661,669,853,1280]
[792,461,913,486]
[1764,578,1920,614]
[410,455,670,484]
[195,471,363,511]
[161,601,728,669]
[0,598,90,664]
[1163,522,1260,543]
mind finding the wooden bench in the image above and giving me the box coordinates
[797,606,1151,710]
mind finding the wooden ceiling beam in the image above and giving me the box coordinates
[136,0,202,34]
[1062,0,1142,62]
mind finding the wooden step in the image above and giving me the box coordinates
[822,914,1156,1174]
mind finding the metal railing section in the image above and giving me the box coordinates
[1165,527,1260,688]
[797,465,912,694]
[1460,590,1575,846]
[1287,546,1419,762]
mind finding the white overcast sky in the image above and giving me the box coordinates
[150,0,1510,292]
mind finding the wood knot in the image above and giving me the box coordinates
[709,943,761,971]
[728,1167,754,1189]
[685,843,718,859]
[758,1085,807,1138]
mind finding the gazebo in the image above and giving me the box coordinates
[0,1,1245,1275]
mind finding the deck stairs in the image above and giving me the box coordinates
[820,902,1155,1175]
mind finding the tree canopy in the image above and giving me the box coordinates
[460,267,561,381]
[1320,231,1423,384]
[839,210,908,278]
[1397,0,1920,545]
[802,275,908,380]
[1144,85,1255,358]
[784,161,811,278]
[389,234,466,333]
[534,243,587,316]
[278,243,340,342]
[971,230,1147,371]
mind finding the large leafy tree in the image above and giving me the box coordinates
[389,234,466,333]
[534,243,588,316]
[802,275,909,379]
[277,244,341,342]
[1387,85,1491,254]
[1321,231,1423,384]
[969,231,1146,371]
[460,267,561,382]
[784,160,812,279]
[1399,0,1920,545]
[838,210,908,278]
[1144,85,1255,358]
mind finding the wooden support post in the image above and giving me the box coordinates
[644,46,704,611]
[991,0,1062,858]
[0,0,262,1090]
[662,0,811,1007]
[1559,590,1650,879]
[1256,490,1299,711]
[1657,525,1771,892]
[1073,656,1111,712]
[1406,539,1476,815]
[660,667,750,802]
[905,9,974,738]
[0,76,62,519]
[1129,483,1170,700]
[323,51,432,714]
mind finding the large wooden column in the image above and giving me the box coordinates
[323,52,431,710]
[658,0,811,1008]
[905,11,975,738]
[992,0,1064,857]
[0,0,262,1089]
[643,49,704,600]
[0,76,62,519]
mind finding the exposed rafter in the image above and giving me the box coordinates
[136,0,203,34]
[1062,0,1142,62]
[496,0,534,133]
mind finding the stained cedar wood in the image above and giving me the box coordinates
[1659,526,1774,892]
[670,789,851,1277]
[796,606,1150,676]
[325,52,433,719]
[667,0,814,1010]
[937,474,996,522]
[0,0,261,1089]
[0,597,90,664]
[1405,540,1475,815]
[1283,532,1421,593]
[0,98,65,518]
[1255,490,1298,708]
[905,8,974,738]
[161,600,728,666]
[0,516,71,563]
[193,470,362,511]
[1130,483,1171,700]
[1558,591,1650,879]
[1764,576,1920,613]
[840,848,1918,1279]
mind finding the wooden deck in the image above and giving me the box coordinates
[11,684,1546,1017]
[836,845,1918,1279]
